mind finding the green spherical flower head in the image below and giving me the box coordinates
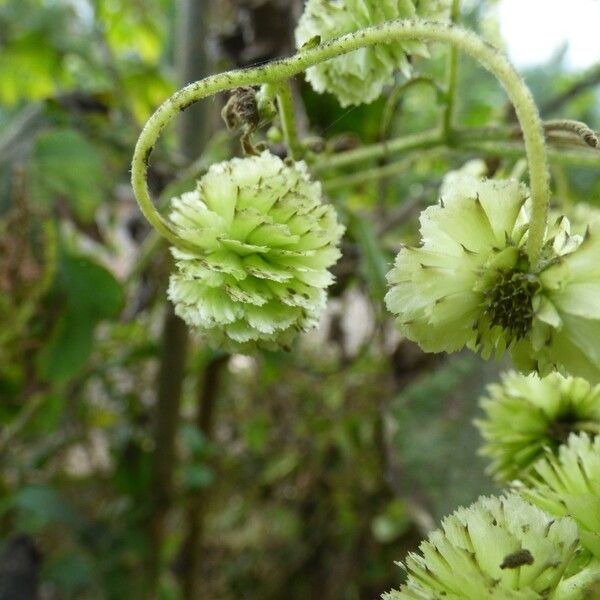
[295,0,451,107]
[385,174,600,382]
[520,433,600,560]
[384,494,586,600]
[167,151,344,352]
[476,371,600,483]
[385,174,531,356]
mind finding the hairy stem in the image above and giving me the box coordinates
[318,124,600,173]
[544,119,599,148]
[317,129,443,171]
[442,0,461,139]
[323,153,440,191]
[276,80,302,159]
[322,138,600,192]
[132,19,550,264]
[380,77,444,141]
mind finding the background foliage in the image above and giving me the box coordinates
[0,0,599,598]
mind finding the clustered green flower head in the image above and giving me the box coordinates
[167,151,344,353]
[295,0,451,107]
[519,433,600,560]
[385,173,600,382]
[383,494,592,600]
[476,371,600,483]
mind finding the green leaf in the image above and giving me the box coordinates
[29,128,106,223]
[37,251,124,383]
[37,309,95,383]
[58,252,124,320]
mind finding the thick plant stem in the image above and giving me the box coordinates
[276,80,302,159]
[148,307,188,597]
[179,354,229,600]
[132,19,550,266]
[146,0,209,595]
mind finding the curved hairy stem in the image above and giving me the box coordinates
[131,19,550,265]
[544,119,599,148]
[380,77,444,141]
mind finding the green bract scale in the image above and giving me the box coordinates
[520,221,600,383]
[385,174,600,382]
[476,371,600,483]
[167,151,345,352]
[520,433,600,560]
[295,0,451,107]
[383,494,591,600]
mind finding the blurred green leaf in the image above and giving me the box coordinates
[182,464,214,491]
[371,499,411,543]
[29,128,107,222]
[241,415,270,453]
[44,550,96,592]
[8,485,80,533]
[180,423,213,459]
[263,449,300,483]
[37,252,124,383]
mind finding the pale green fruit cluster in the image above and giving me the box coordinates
[520,433,600,560]
[295,0,451,107]
[384,174,600,382]
[167,151,344,352]
[384,494,590,600]
[476,371,600,482]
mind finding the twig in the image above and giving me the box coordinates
[178,354,229,600]
[0,393,46,458]
[544,119,599,148]
[322,151,442,192]
[541,63,600,116]
[147,306,189,597]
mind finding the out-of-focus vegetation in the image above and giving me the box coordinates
[0,1,599,598]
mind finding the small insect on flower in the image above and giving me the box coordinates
[295,0,451,107]
[383,494,586,600]
[167,151,344,353]
[221,86,277,155]
[500,548,534,569]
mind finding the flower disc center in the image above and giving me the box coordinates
[484,270,540,340]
